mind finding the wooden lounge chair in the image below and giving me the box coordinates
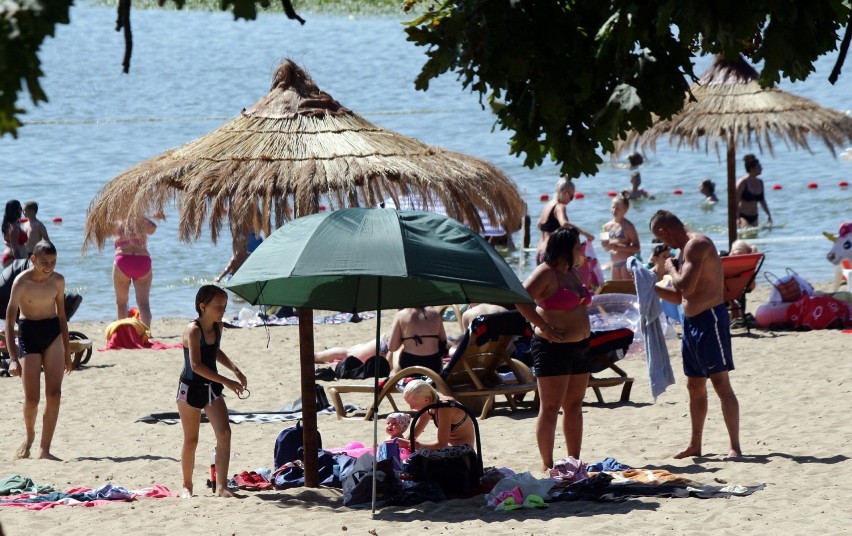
[586,328,635,403]
[327,311,537,420]
[589,282,636,403]
[721,252,765,334]
[0,330,93,370]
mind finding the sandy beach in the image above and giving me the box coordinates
[1,283,851,535]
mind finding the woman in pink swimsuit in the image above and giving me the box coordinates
[516,227,593,470]
[113,218,157,328]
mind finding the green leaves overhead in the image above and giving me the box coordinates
[404,0,851,177]
[0,0,72,137]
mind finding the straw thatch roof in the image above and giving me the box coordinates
[618,54,852,159]
[84,60,527,248]
[616,54,852,247]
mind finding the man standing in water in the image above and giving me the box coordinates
[650,210,741,460]
[5,240,71,460]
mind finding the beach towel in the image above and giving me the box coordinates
[98,318,182,351]
[628,257,675,401]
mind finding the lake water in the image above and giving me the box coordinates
[2,4,851,322]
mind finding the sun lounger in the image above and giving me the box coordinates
[721,253,764,334]
[0,330,93,370]
[327,311,537,420]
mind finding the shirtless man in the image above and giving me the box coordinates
[649,210,741,460]
[5,240,72,460]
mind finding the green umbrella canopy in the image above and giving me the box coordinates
[225,208,532,310]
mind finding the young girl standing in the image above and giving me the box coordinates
[176,285,247,498]
[601,194,640,280]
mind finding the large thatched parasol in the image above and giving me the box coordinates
[84,59,527,247]
[618,54,852,247]
[84,60,528,489]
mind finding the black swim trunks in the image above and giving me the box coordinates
[530,335,593,377]
[176,380,225,410]
[17,317,61,356]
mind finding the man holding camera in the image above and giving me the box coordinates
[649,210,741,461]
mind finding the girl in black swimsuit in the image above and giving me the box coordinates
[402,379,475,450]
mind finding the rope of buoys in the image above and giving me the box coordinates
[607,191,617,197]
[540,194,549,201]
[807,182,818,188]
[52,217,63,223]
[574,192,585,199]
[772,184,783,190]
[673,189,683,195]
[840,181,849,187]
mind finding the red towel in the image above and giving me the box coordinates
[99,324,182,351]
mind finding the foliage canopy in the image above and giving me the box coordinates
[2,0,850,177]
[404,0,851,177]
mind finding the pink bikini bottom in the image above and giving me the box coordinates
[115,254,152,279]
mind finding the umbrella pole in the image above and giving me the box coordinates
[727,142,737,249]
[371,280,382,516]
[299,307,320,487]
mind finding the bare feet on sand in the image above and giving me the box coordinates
[724,449,742,460]
[180,488,193,499]
[673,445,702,459]
[39,450,62,461]
[14,442,31,459]
[216,488,237,498]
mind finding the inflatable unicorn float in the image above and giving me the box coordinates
[825,222,852,291]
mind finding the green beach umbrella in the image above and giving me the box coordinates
[226,208,530,309]
[225,207,531,510]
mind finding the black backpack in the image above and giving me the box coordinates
[273,420,322,470]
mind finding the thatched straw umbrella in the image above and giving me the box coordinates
[84,59,528,488]
[618,54,852,247]
[84,59,527,247]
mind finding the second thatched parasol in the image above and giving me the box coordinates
[618,54,852,247]
[84,59,527,247]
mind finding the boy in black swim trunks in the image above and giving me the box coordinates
[4,240,71,460]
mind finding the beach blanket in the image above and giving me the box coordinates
[0,483,174,510]
[549,470,765,502]
[137,404,354,425]
[0,474,54,496]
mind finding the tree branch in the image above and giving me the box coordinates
[115,0,134,73]
[829,23,850,85]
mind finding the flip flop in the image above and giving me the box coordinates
[233,471,261,491]
[523,494,548,508]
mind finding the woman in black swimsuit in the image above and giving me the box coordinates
[402,379,475,449]
[387,306,448,375]
[534,177,594,264]
[736,154,773,228]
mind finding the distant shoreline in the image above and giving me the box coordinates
[87,0,413,16]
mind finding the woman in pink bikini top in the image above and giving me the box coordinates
[515,226,594,470]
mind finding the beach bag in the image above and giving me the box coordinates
[273,420,322,471]
[342,454,400,507]
[402,401,484,498]
[377,439,403,475]
[272,450,340,489]
[765,269,813,303]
